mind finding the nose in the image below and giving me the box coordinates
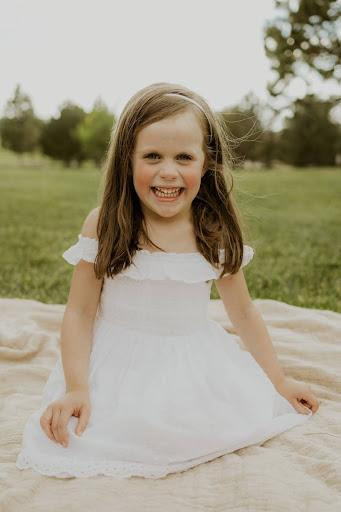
[158,161,179,180]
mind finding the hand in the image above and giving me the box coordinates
[275,377,320,415]
[40,390,91,447]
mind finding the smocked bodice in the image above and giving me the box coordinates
[99,276,212,336]
[62,235,255,336]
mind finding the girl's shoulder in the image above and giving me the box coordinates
[62,207,99,265]
[81,206,100,239]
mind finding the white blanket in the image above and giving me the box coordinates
[1,297,340,511]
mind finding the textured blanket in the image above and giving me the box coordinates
[0,297,340,511]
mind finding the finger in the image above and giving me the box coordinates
[310,395,320,411]
[310,397,320,413]
[300,399,312,409]
[300,394,319,413]
[294,400,311,415]
[58,407,73,446]
[76,405,91,435]
[40,406,57,443]
[314,399,321,412]
[51,407,62,443]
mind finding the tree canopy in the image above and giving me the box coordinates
[0,84,42,154]
[279,94,340,166]
[40,103,86,166]
[76,98,115,166]
[264,0,341,97]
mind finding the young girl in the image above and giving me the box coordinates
[16,82,319,479]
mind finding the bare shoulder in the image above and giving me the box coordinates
[80,206,100,239]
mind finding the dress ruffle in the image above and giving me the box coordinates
[62,234,254,282]
[62,234,99,265]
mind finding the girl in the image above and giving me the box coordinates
[16,82,319,479]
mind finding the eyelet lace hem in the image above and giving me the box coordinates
[15,447,232,479]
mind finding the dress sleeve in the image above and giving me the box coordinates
[62,234,98,265]
[241,244,255,268]
[218,244,255,272]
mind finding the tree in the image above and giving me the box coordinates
[278,94,340,166]
[76,97,115,166]
[264,0,341,98]
[256,130,282,168]
[40,102,86,166]
[0,84,42,154]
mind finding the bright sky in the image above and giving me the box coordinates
[1,0,282,120]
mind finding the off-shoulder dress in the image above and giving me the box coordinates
[16,235,312,479]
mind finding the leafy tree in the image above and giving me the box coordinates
[278,94,340,166]
[256,130,282,168]
[40,102,86,166]
[264,0,341,97]
[76,97,115,166]
[0,84,42,154]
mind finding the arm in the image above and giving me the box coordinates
[61,207,103,393]
[214,269,286,390]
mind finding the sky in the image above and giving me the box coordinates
[1,0,336,121]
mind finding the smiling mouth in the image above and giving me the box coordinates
[151,186,185,198]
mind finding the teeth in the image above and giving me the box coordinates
[155,187,180,192]
[153,187,182,198]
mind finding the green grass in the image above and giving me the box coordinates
[0,149,340,311]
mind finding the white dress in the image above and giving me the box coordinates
[16,235,312,479]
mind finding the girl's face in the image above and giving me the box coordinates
[132,109,206,223]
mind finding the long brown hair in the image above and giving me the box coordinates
[95,82,251,280]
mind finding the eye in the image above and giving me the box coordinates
[145,153,159,159]
[144,153,192,160]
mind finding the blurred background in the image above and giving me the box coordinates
[0,0,340,311]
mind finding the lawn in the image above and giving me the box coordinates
[0,151,340,312]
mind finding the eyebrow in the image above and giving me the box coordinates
[137,148,198,155]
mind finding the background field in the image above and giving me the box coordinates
[0,151,340,312]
